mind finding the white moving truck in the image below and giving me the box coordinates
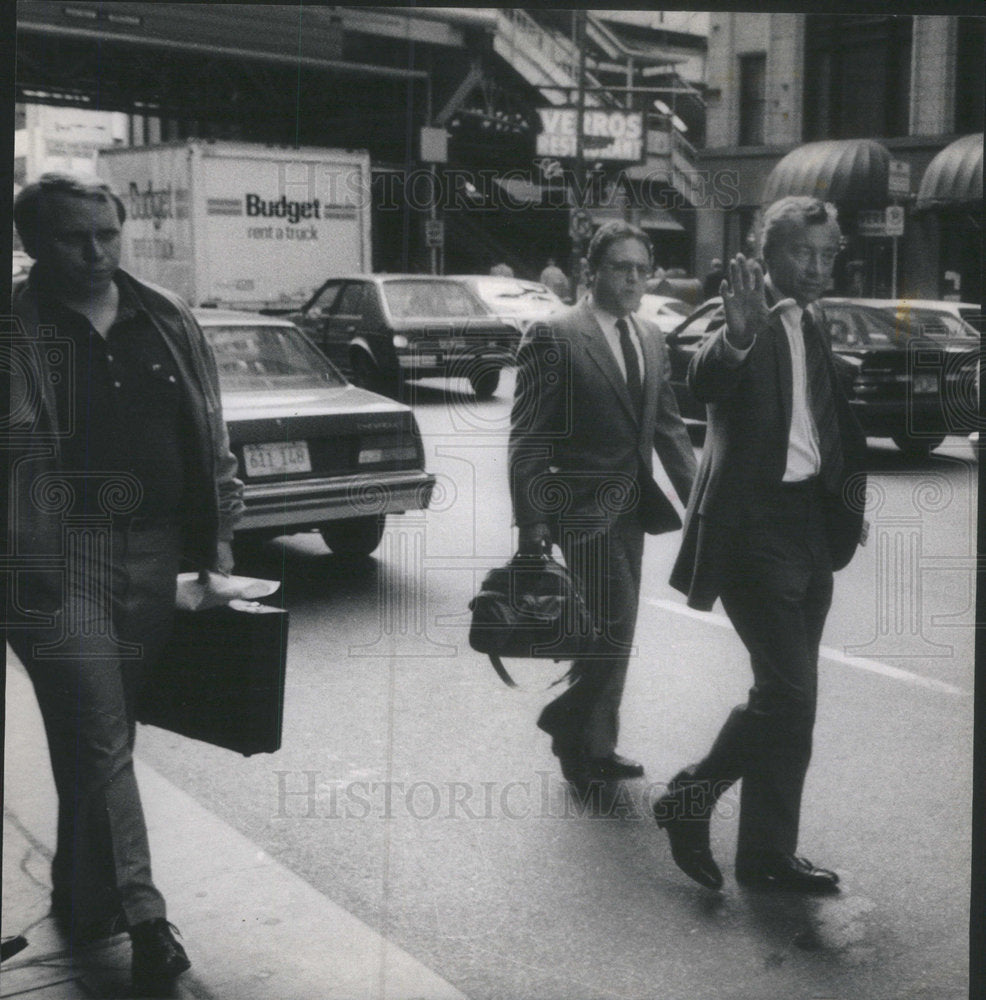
[97,141,372,310]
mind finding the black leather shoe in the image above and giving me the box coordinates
[585,753,645,780]
[130,919,191,995]
[653,776,723,891]
[735,854,840,894]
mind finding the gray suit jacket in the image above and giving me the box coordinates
[509,298,696,535]
[669,305,866,610]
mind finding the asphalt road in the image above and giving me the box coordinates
[137,369,976,1000]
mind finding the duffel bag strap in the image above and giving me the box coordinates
[487,654,571,691]
[489,653,518,688]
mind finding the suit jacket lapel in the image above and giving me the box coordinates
[576,299,639,426]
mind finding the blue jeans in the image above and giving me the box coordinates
[9,523,181,936]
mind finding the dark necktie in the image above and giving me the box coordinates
[616,318,643,418]
[802,308,843,488]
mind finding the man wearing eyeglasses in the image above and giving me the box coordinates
[510,220,696,788]
[658,196,867,893]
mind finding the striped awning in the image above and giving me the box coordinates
[915,133,983,210]
[762,139,892,208]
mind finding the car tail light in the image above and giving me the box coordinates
[358,433,419,466]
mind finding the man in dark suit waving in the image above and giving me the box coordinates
[658,197,867,893]
[510,221,696,787]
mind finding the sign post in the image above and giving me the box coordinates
[886,160,910,298]
[420,126,448,275]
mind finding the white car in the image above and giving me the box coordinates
[635,294,694,334]
[454,275,566,337]
[823,298,983,336]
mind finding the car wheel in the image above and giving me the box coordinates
[351,351,398,398]
[891,433,945,458]
[470,367,501,400]
[320,515,386,556]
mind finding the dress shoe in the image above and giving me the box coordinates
[130,918,191,995]
[584,753,645,780]
[653,773,723,891]
[735,854,840,894]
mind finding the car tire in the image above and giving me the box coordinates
[470,367,501,400]
[351,351,398,398]
[320,515,386,556]
[891,433,945,458]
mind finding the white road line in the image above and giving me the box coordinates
[646,597,970,698]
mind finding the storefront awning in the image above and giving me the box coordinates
[637,207,684,232]
[915,133,983,210]
[493,176,543,205]
[761,139,891,208]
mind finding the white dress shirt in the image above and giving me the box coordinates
[722,279,821,481]
[588,296,645,384]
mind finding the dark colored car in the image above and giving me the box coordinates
[288,274,518,399]
[666,298,981,458]
[196,309,435,556]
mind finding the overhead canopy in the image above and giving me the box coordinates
[493,176,543,205]
[637,207,684,231]
[915,133,983,210]
[762,139,891,208]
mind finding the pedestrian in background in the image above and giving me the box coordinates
[658,196,867,893]
[510,221,696,788]
[702,257,725,300]
[539,256,571,302]
[7,172,244,992]
[490,262,514,277]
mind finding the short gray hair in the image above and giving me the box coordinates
[14,172,126,258]
[760,196,839,260]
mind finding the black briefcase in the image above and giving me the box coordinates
[137,600,288,756]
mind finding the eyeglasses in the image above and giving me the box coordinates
[600,262,651,278]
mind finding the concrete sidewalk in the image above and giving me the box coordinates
[3,653,467,1000]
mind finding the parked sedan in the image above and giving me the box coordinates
[665,298,981,458]
[288,275,518,399]
[196,310,435,556]
[453,275,566,337]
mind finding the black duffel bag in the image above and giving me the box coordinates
[468,551,597,687]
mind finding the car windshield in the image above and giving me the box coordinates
[384,280,488,319]
[824,305,977,346]
[878,307,978,341]
[205,324,347,390]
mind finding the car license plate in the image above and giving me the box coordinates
[242,441,312,477]
[912,373,938,394]
[414,354,439,366]
[438,339,459,350]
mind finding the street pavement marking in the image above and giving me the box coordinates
[646,598,970,698]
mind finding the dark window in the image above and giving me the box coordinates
[955,17,985,134]
[738,53,767,146]
[804,15,912,140]
[336,283,367,316]
[305,281,344,318]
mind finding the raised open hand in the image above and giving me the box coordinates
[720,254,768,350]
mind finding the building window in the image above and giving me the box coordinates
[738,53,767,146]
[804,15,912,140]
[955,17,985,134]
